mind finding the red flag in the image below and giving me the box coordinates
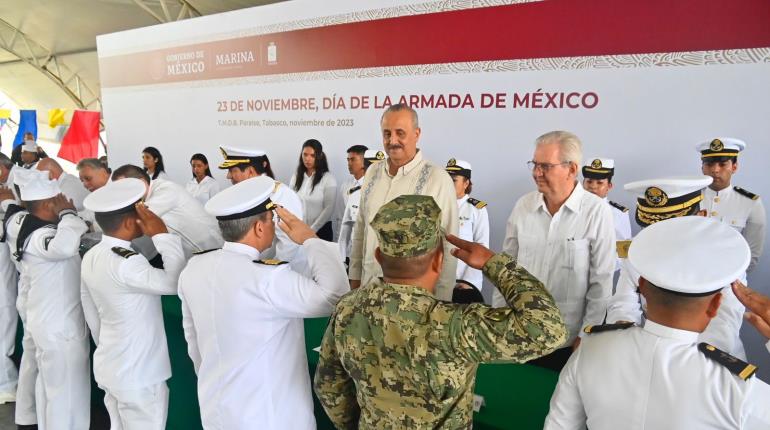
[58,110,100,163]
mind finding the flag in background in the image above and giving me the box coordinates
[0,108,11,132]
[58,110,99,163]
[48,108,67,128]
[12,110,37,147]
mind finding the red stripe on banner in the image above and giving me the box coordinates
[99,0,770,88]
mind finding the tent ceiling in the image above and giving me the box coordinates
[0,0,284,111]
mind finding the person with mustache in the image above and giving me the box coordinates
[348,103,458,301]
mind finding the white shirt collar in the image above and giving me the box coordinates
[386,149,423,177]
[535,181,584,214]
[704,184,733,196]
[642,320,700,343]
[100,234,133,250]
[222,241,260,260]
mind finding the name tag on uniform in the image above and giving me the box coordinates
[616,240,632,259]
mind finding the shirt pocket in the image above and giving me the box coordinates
[458,217,473,242]
[561,239,590,299]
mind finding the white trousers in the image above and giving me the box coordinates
[103,382,169,430]
[0,304,18,394]
[32,333,91,430]
[15,303,37,425]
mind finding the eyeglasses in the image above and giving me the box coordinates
[527,161,570,173]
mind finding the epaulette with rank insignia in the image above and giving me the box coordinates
[583,321,634,334]
[193,248,220,255]
[467,197,487,209]
[609,200,629,213]
[111,247,138,259]
[348,185,361,195]
[698,343,757,380]
[733,186,759,201]
[254,259,288,266]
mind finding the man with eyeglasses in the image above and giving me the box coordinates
[492,131,615,371]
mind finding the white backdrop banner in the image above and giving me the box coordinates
[97,0,770,374]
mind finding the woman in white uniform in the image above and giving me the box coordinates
[142,146,168,181]
[291,139,337,241]
[446,158,490,304]
[185,153,220,204]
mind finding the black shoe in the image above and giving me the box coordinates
[17,425,38,430]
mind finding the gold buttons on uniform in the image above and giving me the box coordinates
[714,197,720,203]
[711,211,718,216]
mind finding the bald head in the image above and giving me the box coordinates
[36,158,63,180]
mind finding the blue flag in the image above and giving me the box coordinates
[13,110,37,147]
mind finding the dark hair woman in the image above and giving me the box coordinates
[185,153,220,204]
[142,146,166,180]
[290,139,338,241]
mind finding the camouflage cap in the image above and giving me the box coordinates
[370,195,442,258]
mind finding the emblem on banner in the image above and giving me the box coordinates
[267,42,278,65]
[710,139,724,152]
[591,159,602,169]
[645,187,668,207]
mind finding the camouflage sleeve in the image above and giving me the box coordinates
[313,313,360,429]
[443,253,567,363]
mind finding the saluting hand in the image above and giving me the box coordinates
[50,193,76,214]
[276,206,317,245]
[0,186,15,202]
[135,202,168,237]
[446,233,494,270]
[732,281,770,340]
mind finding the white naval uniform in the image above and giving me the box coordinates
[333,175,361,238]
[178,239,348,430]
[144,178,223,259]
[21,211,90,430]
[492,184,615,346]
[0,202,18,397]
[701,186,766,272]
[607,199,632,271]
[607,250,748,359]
[455,195,490,289]
[3,204,37,425]
[262,180,306,270]
[337,179,363,261]
[0,205,19,395]
[544,321,770,430]
[185,176,221,205]
[81,233,186,430]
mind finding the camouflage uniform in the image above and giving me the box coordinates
[314,195,567,429]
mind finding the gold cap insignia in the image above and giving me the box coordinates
[447,158,457,167]
[219,147,229,158]
[376,151,385,160]
[645,187,669,207]
[591,159,602,169]
[710,139,724,152]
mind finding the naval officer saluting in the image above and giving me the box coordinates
[178,176,348,430]
[80,178,186,429]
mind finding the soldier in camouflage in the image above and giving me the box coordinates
[314,194,567,429]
